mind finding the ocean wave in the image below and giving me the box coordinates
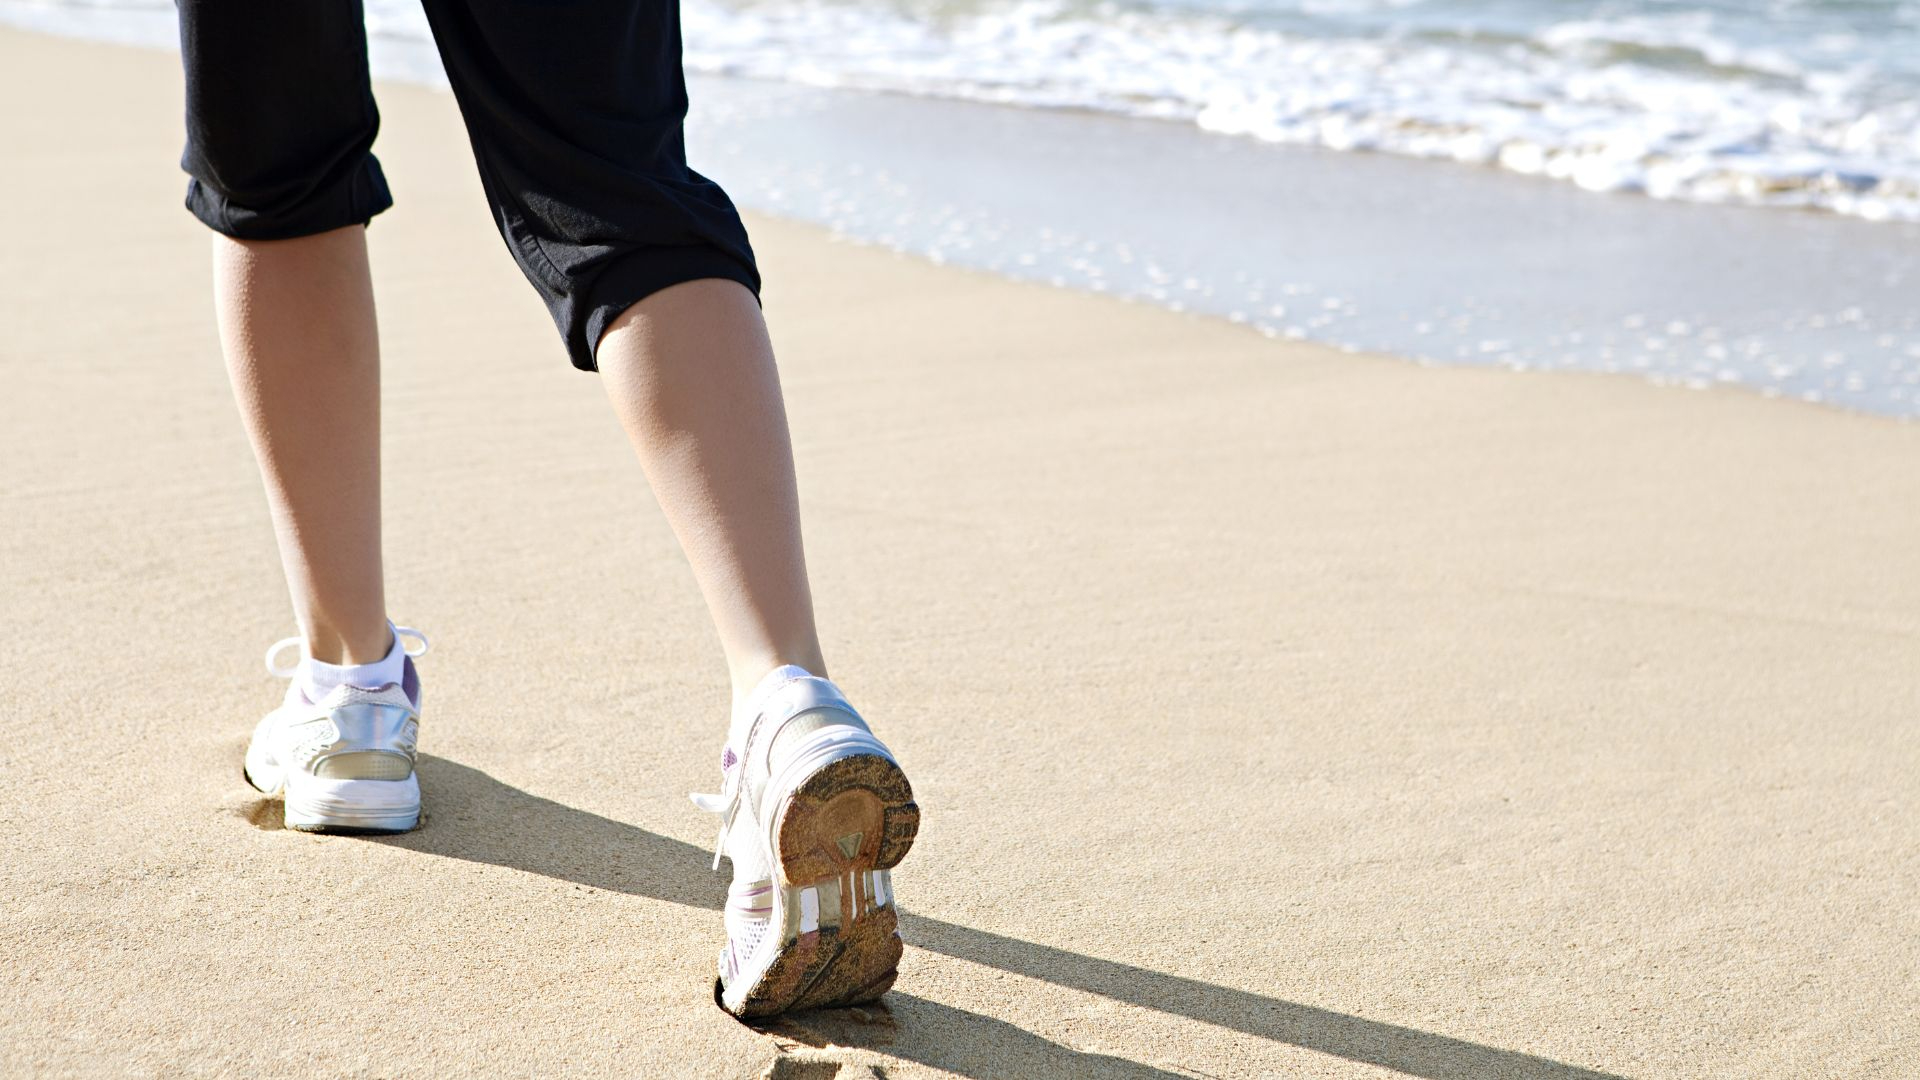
[677,0,1920,222]
[7,0,1918,221]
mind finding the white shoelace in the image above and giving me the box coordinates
[264,624,430,677]
[691,770,742,871]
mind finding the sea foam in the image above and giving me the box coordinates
[9,0,1918,221]
[666,0,1920,223]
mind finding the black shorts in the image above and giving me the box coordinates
[177,0,760,372]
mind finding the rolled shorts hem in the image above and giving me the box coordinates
[183,157,395,242]
[575,243,763,373]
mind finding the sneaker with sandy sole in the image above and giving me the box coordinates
[693,665,919,1017]
[243,628,429,833]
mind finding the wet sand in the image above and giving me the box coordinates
[2,26,1917,1080]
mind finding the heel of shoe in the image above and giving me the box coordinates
[730,754,915,1017]
[283,774,421,834]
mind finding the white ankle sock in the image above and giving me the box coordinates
[301,624,405,702]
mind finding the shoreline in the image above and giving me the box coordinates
[7,0,1920,227]
[4,5,1919,419]
[3,25,1918,1079]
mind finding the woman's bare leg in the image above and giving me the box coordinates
[213,225,390,665]
[596,279,827,699]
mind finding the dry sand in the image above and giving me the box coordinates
[3,25,1918,1080]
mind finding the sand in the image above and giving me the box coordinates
[2,25,1917,1080]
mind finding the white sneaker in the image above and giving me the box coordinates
[693,666,919,1017]
[243,628,429,833]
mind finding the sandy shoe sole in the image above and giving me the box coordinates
[283,774,420,833]
[729,751,919,1017]
[244,760,421,834]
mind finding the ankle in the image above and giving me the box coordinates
[304,620,394,666]
[299,622,408,700]
[728,650,829,708]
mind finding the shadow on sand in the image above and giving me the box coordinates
[358,757,1625,1080]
